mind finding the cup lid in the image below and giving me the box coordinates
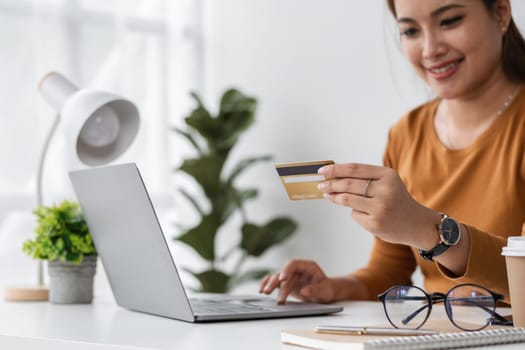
[501,236,525,256]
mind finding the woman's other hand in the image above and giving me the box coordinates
[259,259,334,304]
[259,259,368,304]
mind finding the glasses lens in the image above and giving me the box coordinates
[446,284,496,331]
[383,286,430,329]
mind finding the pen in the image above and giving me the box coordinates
[315,325,439,336]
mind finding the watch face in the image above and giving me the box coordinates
[440,217,461,245]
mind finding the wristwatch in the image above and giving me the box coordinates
[418,213,462,262]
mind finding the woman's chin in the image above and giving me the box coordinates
[427,84,467,100]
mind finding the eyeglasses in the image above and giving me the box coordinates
[378,284,512,331]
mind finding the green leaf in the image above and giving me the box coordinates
[22,200,96,263]
[179,155,227,198]
[210,184,238,224]
[226,155,273,185]
[172,127,203,156]
[211,186,258,224]
[178,187,204,216]
[190,91,205,108]
[215,91,257,152]
[185,104,223,143]
[219,89,256,115]
[192,269,231,293]
[176,214,220,261]
[228,268,271,290]
[241,217,298,257]
[235,188,258,203]
[184,89,258,155]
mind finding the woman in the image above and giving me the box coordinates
[260,0,525,304]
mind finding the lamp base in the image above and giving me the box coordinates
[4,285,49,302]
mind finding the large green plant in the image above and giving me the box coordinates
[173,89,297,293]
[22,200,96,264]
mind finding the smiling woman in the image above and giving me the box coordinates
[260,0,525,306]
[387,0,525,83]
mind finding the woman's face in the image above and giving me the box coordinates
[393,0,507,99]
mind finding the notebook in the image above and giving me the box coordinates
[68,163,343,322]
[281,327,525,350]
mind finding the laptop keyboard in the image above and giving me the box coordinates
[190,299,278,314]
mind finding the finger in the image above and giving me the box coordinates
[259,275,271,293]
[277,273,300,304]
[280,259,321,281]
[262,273,281,294]
[318,178,376,198]
[325,192,373,212]
[318,163,384,180]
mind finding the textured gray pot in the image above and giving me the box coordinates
[48,255,97,304]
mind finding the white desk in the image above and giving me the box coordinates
[0,294,522,350]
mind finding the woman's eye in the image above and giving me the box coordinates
[401,27,419,37]
[441,15,463,27]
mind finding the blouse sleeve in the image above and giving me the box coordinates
[435,225,510,302]
[351,238,417,300]
[350,126,417,300]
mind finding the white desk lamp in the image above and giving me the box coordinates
[4,72,139,301]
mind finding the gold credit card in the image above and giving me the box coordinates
[275,160,334,200]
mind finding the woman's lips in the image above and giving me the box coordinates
[426,59,464,80]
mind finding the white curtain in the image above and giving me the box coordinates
[0,0,203,210]
[0,0,203,285]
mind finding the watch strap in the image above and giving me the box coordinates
[418,213,449,262]
[418,242,449,261]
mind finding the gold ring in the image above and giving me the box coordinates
[363,178,372,198]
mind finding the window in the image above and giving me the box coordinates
[0,0,203,217]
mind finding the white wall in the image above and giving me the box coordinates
[201,0,525,287]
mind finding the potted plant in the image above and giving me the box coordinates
[173,88,297,293]
[22,200,97,304]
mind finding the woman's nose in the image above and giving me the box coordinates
[422,31,446,60]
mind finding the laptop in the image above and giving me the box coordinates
[69,163,343,322]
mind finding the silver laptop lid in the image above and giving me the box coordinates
[69,163,194,321]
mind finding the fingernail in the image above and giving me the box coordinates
[317,183,326,191]
[318,166,328,174]
[279,273,287,281]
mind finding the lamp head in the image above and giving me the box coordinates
[38,72,140,166]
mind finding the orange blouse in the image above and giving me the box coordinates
[351,88,525,303]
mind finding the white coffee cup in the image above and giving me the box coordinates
[501,236,525,327]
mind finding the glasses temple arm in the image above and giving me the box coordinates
[401,296,444,325]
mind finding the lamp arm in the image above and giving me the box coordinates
[35,113,60,286]
[36,113,60,206]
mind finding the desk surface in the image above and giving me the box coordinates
[0,293,522,350]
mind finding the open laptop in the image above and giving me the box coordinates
[69,163,343,322]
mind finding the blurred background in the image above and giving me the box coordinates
[1,0,524,295]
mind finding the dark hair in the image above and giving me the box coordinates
[386,0,525,83]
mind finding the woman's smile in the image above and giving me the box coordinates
[425,58,464,80]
